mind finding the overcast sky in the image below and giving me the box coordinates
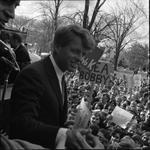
[15,0,149,44]
[16,0,149,18]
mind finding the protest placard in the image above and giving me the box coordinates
[73,97,91,129]
[79,61,113,86]
[114,70,134,91]
[111,106,134,129]
[133,74,141,87]
[79,47,114,86]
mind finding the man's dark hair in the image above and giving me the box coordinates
[53,24,95,51]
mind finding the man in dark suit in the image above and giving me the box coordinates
[9,25,104,149]
[0,0,20,84]
[10,33,31,70]
[8,32,31,83]
[0,1,47,149]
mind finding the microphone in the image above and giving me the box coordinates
[0,40,20,72]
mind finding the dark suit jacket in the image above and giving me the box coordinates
[8,44,31,83]
[15,44,30,67]
[9,56,68,149]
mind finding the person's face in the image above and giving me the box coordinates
[111,133,120,143]
[120,103,126,109]
[142,134,150,146]
[116,98,122,105]
[67,113,75,121]
[137,105,142,113]
[130,103,136,111]
[102,95,109,104]
[94,103,100,110]
[126,106,131,111]
[140,111,145,121]
[127,126,135,136]
[90,114,100,125]
[56,33,90,72]
[0,1,20,28]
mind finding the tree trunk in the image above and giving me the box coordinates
[83,0,89,29]
[114,48,120,71]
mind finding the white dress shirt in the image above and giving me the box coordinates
[49,54,68,149]
[49,54,64,93]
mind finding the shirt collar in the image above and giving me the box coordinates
[49,54,64,80]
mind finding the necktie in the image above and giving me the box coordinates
[61,75,65,104]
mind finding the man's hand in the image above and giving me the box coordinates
[65,128,104,149]
[86,133,105,149]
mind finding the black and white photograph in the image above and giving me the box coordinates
[0,0,149,149]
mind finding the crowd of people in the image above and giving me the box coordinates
[64,71,150,149]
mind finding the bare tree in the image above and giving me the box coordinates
[101,0,148,70]
[6,16,35,31]
[86,0,106,30]
[39,0,64,31]
[63,0,107,30]
[125,42,149,71]
[35,0,63,51]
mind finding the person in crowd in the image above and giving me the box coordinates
[141,131,150,148]
[132,134,143,148]
[9,24,105,149]
[9,32,31,70]
[136,103,144,116]
[0,0,20,84]
[115,96,122,106]
[8,33,31,83]
[90,111,101,127]
[0,0,20,29]
[0,1,50,149]
[67,69,150,149]
[108,128,122,148]
[140,111,146,122]
[141,109,150,131]
[101,93,110,109]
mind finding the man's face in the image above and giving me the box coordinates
[56,33,91,72]
[0,1,20,28]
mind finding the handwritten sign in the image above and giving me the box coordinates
[73,97,91,129]
[114,70,134,90]
[79,61,113,86]
[79,46,113,86]
[133,74,141,87]
[111,106,133,129]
